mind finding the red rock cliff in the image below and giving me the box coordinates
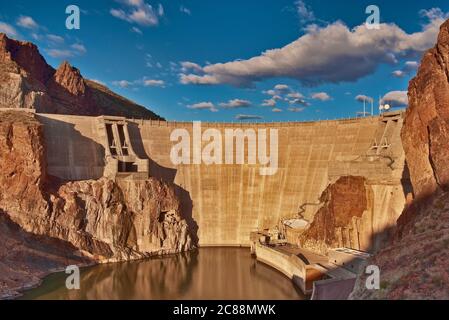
[0,111,193,267]
[402,20,449,198]
[0,33,163,120]
[351,19,449,300]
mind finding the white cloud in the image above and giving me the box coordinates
[44,40,86,59]
[274,84,290,92]
[382,91,408,106]
[144,79,165,87]
[404,61,419,70]
[295,0,315,23]
[392,60,420,78]
[131,26,143,34]
[263,85,309,106]
[180,73,220,85]
[71,43,87,54]
[235,114,263,120]
[287,92,304,99]
[110,1,161,26]
[46,49,74,59]
[180,5,191,15]
[288,107,305,112]
[16,15,39,29]
[143,79,165,87]
[272,108,282,113]
[188,102,218,112]
[419,7,449,20]
[392,70,406,78]
[157,4,164,16]
[180,11,445,87]
[219,99,251,108]
[264,89,277,96]
[311,92,331,101]
[180,61,203,73]
[355,95,374,103]
[0,22,18,37]
[113,80,133,88]
[46,34,65,44]
[262,99,277,107]
[289,98,310,106]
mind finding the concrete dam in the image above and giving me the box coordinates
[37,111,408,248]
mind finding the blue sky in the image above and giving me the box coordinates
[1,0,449,122]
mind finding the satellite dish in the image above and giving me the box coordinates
[384,104,391,110]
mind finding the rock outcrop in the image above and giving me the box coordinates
[299,176,368,255]
[0,33,163,120]
[0,111,192,269]
[351,19,449,300]
[402,20,449,199]
[297,176,403,256]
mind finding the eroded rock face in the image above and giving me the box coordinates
[0,34,54,111]
[298,176,368,255]
[402,20,449,198]
[0,111,193,264]
[0,33,163,119]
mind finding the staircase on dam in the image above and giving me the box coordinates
[328,110,405,181]
[367,111,403,157]
[97,116,149,180]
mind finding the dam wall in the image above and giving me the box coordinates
[37,113,407,247]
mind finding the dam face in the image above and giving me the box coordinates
[38,113,407,247]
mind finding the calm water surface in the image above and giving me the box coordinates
[20,247,304,300]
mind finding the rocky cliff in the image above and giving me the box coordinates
[351,20,449,300]
[0,111,192,297]
[298,176,368,255]
[402,20,449,199]
[0,33,163,120]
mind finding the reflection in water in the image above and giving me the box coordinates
[21,248,304,300]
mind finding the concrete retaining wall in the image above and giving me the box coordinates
[253,243,323,294]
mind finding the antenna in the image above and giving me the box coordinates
[378,95,382,115]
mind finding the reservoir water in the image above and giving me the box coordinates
[20,247,305,300]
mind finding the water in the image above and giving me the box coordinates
[20,247,305,300]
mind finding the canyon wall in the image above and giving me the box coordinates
[0,111,193,265]
[351,19,449,300]
[402,20,449,198]
[38,113,407,248]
